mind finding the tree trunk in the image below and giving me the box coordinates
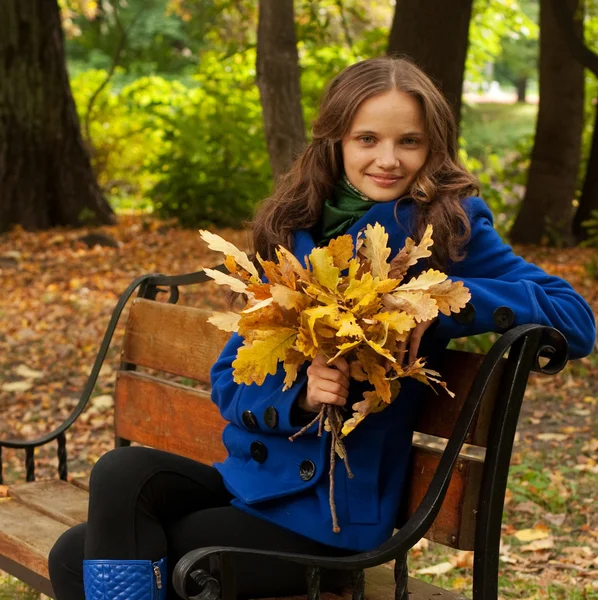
[387,0,473,126]
[510,0,584,246]
[574,111,598,240]
[0,0,114,232]
[516,77,528,103]
[256,0,306,182]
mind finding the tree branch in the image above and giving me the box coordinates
[83,1,148,143]
[549,0,598,75]
[335,0,354,49]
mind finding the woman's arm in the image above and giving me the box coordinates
[434,197,596,359]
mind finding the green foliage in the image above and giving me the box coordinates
[150,50,272,227]
[467,0,538,83]
[71,51,272,227]
[580,210,598,248]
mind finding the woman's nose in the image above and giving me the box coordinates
[375,145,399,169]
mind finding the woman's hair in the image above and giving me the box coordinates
[251,55,479,271]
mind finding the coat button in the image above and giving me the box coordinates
[242,410,258,430]
[263,407,279,429]
[250,441,268,463]
[299,460,316,481]
[493,306,515,332]
[453,302,476,325]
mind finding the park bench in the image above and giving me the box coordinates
[0,269,569,600]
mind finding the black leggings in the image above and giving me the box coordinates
[48,446,350,599]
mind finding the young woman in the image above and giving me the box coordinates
[48,56,596,600]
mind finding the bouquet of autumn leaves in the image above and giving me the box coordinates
[199,224,470,530]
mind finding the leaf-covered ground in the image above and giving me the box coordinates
[0,217,597,599]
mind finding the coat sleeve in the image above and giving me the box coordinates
[434,197,596,359]
[210,332,311,435]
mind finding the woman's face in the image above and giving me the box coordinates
[341,89,429,202]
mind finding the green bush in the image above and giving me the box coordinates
[71,52,273,227]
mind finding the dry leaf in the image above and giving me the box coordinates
[514,526,550,542]
[1,381,33,393]
[416,561,454,575]
[520,537,555,552]
[15,364,45,379]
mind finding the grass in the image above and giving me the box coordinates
[461,102,538,165]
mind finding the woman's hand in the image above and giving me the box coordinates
[299,354,351,413]
[397,318,438,366]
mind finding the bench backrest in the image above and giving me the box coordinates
[115,298,505,551]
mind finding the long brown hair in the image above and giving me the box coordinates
[252,56,478,271]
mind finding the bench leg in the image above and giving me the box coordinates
[351,569,365,600]
[394,554,408,600]
[306,566,321,600]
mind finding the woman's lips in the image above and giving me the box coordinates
[367,174,403,187]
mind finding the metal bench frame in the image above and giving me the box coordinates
[0,270,569,600]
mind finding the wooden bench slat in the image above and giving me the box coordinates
[416,350,505,448]
[8,481,88,528]
[115,370,228,464]
[115,370,482,549]
[122,299,231,384]
[405,447,483,550]
[265,565,468,600]
[0,499,70,579]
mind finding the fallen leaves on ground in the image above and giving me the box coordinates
[1,216,597,597]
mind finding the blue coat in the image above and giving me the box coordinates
[210,196,595,552]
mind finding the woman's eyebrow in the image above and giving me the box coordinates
[352,129,425,137]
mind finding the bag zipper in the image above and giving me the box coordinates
[153,564,163,591]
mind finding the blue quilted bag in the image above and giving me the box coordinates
[83,557,167,600]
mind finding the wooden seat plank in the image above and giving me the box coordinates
[0,499,70,579]
[122,299,231,384]
[8,480,88,528]
[261,565,468,600]
[115,370,228,464]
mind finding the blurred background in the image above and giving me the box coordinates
[1,2,598,599]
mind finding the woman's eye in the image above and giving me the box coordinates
[402,138,419,146]
[359,136,376,144]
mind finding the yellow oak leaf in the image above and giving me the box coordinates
[388,225,434,280]
[242,297,274,314]
[335,312,363,338]
[428,280,471,316]
[257,256,284,285]
[233,328,297,386]
[208,311,240,332]
[238,304,289,340]
[304,305,339,347]
[276,247,310,281]
[295,326,318,359]
[396,269,447,292]
[358,223,391,279]
[330,340,361,362]
[350,360,368,381]
[347,258,359,281]
[224,255,238,277]
[326,235,354,271]
[309,247,340,291]
[271,284,311,312]
[344,272,378,300]
[203,267,248,294]
[282,348,307,390]
[383,291,439,323]
[199,230,260,280]
[246,282,272,300]
[373,311,415,334]
[357,347,392,402]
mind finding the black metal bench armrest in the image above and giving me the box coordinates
[172,323,569,599]
[0,268,225,451]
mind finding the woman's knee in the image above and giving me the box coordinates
[48,523,86,581]
[88,446,156,492]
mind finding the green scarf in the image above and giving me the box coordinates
[313,175,374,246]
